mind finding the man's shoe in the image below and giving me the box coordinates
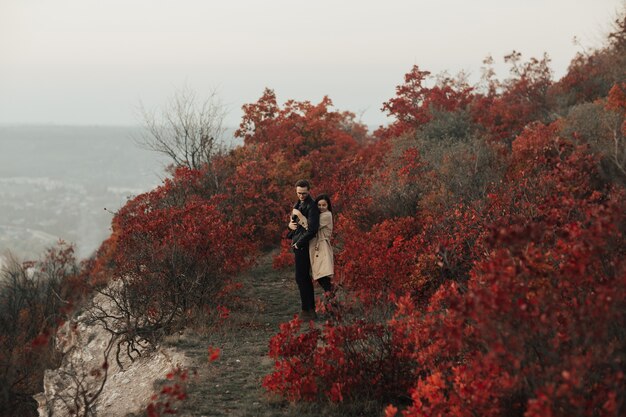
[299,309,317,321]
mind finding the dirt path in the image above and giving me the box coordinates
[170,250,322,417]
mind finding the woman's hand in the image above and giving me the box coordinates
[288,220,298,231]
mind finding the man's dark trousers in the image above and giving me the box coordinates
[294,247,315,311]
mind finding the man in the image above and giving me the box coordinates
[287,179,320,320]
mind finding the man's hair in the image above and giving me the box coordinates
[295,179,311,189]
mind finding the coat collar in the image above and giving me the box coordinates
[295,195,314,210]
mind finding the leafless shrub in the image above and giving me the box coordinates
[137,86,228,172]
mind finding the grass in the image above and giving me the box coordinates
[152,250,319,417]
[160,250,375,417]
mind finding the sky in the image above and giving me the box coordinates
[1,0,624,129]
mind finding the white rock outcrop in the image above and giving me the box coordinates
[35,287,188,417]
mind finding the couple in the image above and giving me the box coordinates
[287,179,334,321]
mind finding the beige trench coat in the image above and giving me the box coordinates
[309,211,334,280]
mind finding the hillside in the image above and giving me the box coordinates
[2,11,625,417]
[35,251,342,417]
[169,251,336,417]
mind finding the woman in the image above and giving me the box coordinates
[309,194,334,294]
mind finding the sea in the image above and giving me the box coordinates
[0,125,238,264]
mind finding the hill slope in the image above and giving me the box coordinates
[164,251,339,417]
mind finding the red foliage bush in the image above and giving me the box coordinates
[91,167,255,351]
[221,89,368,248]
[111,169,254,280]
[266,119,626,416]
[407,130,625,415]
[380,66,474,138]
[548,13,626,112]
[606,81,626,139]
[472,52,553,142]
[76,13,626,415]
[263,297,419,406]
[335,215,422,302]
[399,192,626,417]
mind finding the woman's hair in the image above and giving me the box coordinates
[315,194,332,212]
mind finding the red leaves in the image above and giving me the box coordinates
[381,53,555,143]
[473,52,553,142]
[112,167,255,278]
[380,65,474,137]
[112,193,253,280]
[606,82,626,137]
[381,66,433,132]
[263,298,420,404]
[85,166,257,349]
[394,132,626,416]
[84,39,626,415]
[224,90,368,247]
[384,404,399,417]
[207,346,221,362]
[147,367,195,416]
[336,216,422,301]
[265,113,626,415]
[30,332,50,348]
[606,82,626,112]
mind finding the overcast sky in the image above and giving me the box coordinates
[1,0,623,128]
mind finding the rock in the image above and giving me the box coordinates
[37,283,189,417]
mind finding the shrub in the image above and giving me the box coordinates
[263,295,419,411]
[90,168,254,363]
[0,242,84,417]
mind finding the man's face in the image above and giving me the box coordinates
[296,186,309,202]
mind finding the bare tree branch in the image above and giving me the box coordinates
[137,86,228,170]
